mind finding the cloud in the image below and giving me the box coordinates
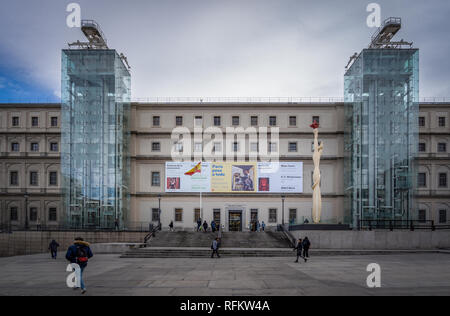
[0,0,449,99]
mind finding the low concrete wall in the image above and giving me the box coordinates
[290,230,450,250]
[0,231,148,257]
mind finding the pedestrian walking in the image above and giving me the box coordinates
[256,221,261,232]
[302,237,311,260]
[203,221,208,233]
[114,218,120,231]
[211,220,216,232]
[48,240,60,259]
[197,218,202,232]
[261,221,266,232]
[211,237,221,258]
[65,237,93,294]
[294,238,306,263]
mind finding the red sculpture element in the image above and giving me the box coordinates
[310,120,320,129]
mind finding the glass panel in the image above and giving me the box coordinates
[61,49,131,229]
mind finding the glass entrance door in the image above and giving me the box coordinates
[229,211,242,232]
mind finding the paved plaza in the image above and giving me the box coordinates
[0,253,449,296]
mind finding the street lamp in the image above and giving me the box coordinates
[24,193,29,230]
[281,195,286,227]
[158,194,162,230]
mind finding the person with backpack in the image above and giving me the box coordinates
[65,237,93,294]
[294,238,305,263]
[211,237,221,258]
[196,218,202,232]
[302,237,311,260]
[48,240,60,259]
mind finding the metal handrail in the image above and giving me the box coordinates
[360,219,437,231]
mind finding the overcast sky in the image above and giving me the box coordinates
[0,0,449,101]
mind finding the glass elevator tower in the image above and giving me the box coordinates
[61,21,131,229]
[344,18,419,229]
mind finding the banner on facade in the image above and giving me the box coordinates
[165,162,303,193]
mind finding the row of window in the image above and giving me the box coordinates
[9,206,58,222]
[418,116,447,127]
[10,116,59,128]
[153,141,321,154]
[417,172,448,188]
[418,142,447,153]
[9,171,58,186]
[153,115,321,128]
[7,142,59,153]
[418,209,448,224]
[151,208,299,224]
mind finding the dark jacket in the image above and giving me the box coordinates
[49,241,59,252]
[66,241,93,268]
[302,239,311,249]
[295,241,303,254]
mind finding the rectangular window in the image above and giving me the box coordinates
[195,116,203,127]
[11,143,20,152]
[439,173,447,187]
[418,143,426,152]
[51,117,58,127]
[30,143,39,152]
[153,116,160,127]
[269,209,277,223]
[232,116,240,126]
[31,117,39,127]
[30,172,39,186]
[213,209,221,227]
[418,173,427,187]
[233,142,239,152]
[418,117,425,127]
[437,143,447,153]
[175,208,183,222]
[176,116,183,126]
[10,207,18,221]
[269,116,277,126]
[251,116,258,126]
[269,142,277,153]
[194,142,203,152]
[214,116,221,126]
[289,142,298,152]
[213,142,222,153]
[289,116,297,126]
[10,171,19,186]
[438,117,446,127]
[174,142,183,152]
[49,172,58,186]
[12,116,19,127]
[439,210,447,224]
[250,142,259,153]
[50,143,59,152]
[418,209,426,223]
[152,142,161,152]
[313,116,320,124]
[289,209,297,223]
[152,172,161,187]
[29,208,38,222]
[49,208,57,222]
[194,208,201,222]
[152,208,160,222]
[251,209,258,223]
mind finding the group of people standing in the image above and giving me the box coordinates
[250,220,266,232]
[196,218,219,233]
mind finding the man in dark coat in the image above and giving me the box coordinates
[294,238,305,263]
[48,240,60,259]
[197,218,202,232]
[66,237,93,294]
[211,237,221,258]
[302,237,311,260]
[203,221,208,233]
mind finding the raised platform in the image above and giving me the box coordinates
[289,224,351,231]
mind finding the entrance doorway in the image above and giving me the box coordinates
[229,211,242,232]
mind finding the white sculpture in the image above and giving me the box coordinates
[310,121,323,224]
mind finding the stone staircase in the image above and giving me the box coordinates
[121,230,293,258]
